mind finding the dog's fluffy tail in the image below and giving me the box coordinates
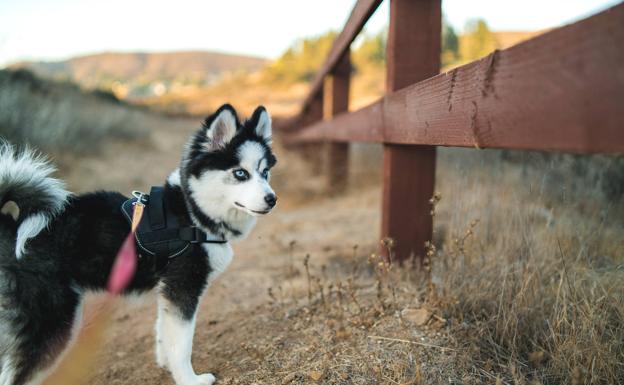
[0,142,70,258]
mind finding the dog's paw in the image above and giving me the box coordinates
[196,373,216,385]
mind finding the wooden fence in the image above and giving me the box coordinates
[279,0,624,262]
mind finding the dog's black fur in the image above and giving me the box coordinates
[0,104,276,385]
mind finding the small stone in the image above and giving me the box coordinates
[529,351,546,366]
[401,308,431,326]
[309,370,323,381]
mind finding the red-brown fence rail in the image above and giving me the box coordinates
[279,0,624,262]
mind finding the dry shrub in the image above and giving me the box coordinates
[0,69,149,152]
[217,245,456,385]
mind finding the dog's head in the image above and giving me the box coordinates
[181,104,277,232]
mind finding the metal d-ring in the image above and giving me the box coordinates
[132,190,147,205]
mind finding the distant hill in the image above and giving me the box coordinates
[10,51,268,96]
[6,30,539,118]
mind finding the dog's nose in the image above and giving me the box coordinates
[264,193,277,208]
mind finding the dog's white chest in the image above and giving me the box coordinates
[202,243,233,283]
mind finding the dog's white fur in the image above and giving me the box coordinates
[0,358,17,385]
[15,213,49,260]
[167,169,182,187]
[0,145,69,259]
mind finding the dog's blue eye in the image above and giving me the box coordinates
[233,169,249,181]
[261,168,269,179]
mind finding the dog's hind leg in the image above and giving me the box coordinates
[5,302,82,385]
[0,290,82,385]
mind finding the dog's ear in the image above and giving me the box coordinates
[203,104,238,150]
[250,106,272,144]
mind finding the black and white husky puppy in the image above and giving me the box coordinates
[0,104,277,385]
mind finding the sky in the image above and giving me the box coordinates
[0,0,619,66]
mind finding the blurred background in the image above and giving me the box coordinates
[1,1,623,384]
[0,0,619,121]
[1,0,621,195]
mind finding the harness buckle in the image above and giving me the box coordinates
[132,190,148,205]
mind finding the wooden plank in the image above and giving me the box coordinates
[324,51,351,193]
[381,0,440,263]
[285,102,383,143]
[299,0,382,116]
[287,3,624,154]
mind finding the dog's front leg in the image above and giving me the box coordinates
[156,296,215,385]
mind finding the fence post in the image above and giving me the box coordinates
[299,91,325,174]
[381,0,441,263]
[324,50,351,193]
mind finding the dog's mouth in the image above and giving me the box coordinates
[234,202,271,215]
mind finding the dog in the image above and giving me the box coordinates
[0,104,277,385]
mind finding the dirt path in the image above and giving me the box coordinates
[52,117,382,384]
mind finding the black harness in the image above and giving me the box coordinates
[121,186,227,271]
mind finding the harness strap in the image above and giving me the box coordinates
[148,187,166,230]
[137,227,227,244]
[178,227,228,243]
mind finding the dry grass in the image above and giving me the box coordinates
[211,245,622,384]
[209,245,455,385]
[433,149,624,384]
[202,148,623,385]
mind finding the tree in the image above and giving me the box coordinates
[441,19,460,66]
[263,31,337,85]
[460,19,499,62]
[353,31,386,73]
